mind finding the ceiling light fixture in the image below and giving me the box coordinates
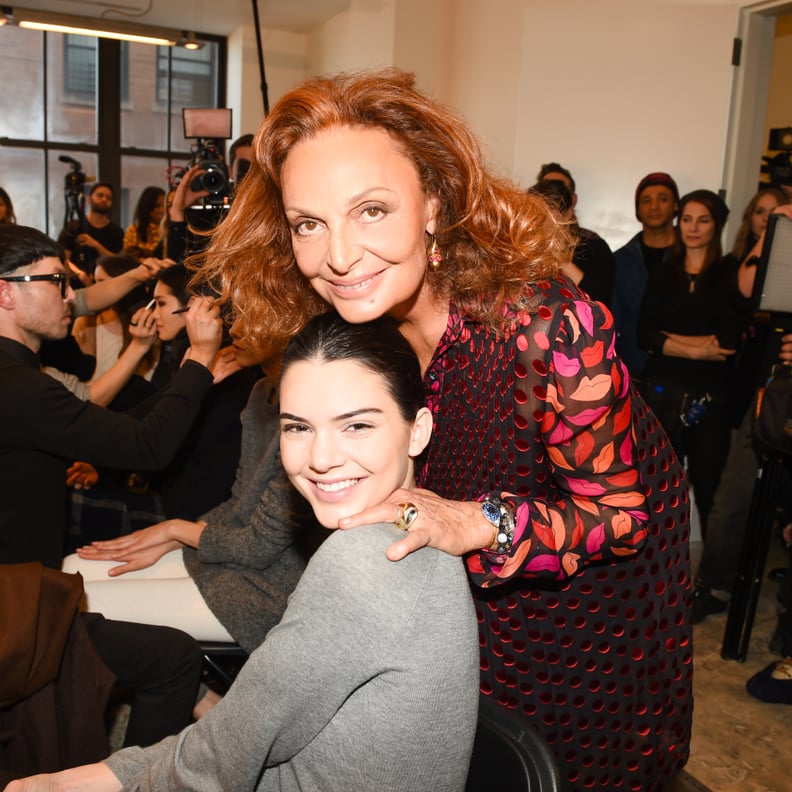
[6,6,180,46]
[180,30,202,50]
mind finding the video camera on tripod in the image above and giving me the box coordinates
[181,107,233,208]
[59,154,90,226]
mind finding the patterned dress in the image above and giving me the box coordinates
[418,278,692,792]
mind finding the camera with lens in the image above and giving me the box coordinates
[182,107,233,208]
[59,155,87,194]
[188,140,230,199]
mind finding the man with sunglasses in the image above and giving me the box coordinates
[0,224,222,753]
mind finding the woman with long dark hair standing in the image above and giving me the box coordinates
[638,189,744,537]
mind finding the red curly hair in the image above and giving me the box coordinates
[192,68,571,347]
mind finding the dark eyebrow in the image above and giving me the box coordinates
[279,407,384,423]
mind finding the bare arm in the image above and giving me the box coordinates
[86,308,157,406]
[660,333,736,362]
[738,204,792,298]
[81,258,173,314]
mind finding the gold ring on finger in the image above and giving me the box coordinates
[395,501,419,531]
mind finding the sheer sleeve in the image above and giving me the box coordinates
[468,298,649,587]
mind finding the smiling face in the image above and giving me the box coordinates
[280,125,438,324]
[679,201,715,251]
[279,357,431,528]
[152,281,186,341]
[751,191,781,239]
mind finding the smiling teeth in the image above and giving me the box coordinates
[335,277,373,291]
[316,479,358,492]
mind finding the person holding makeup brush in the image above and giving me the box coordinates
[66,264,261,547]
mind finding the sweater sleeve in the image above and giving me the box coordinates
[3,361,213,471]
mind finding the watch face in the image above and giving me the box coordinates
[482,500,501,525]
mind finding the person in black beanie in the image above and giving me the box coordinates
[612,172,681,377]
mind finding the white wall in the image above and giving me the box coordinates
[232,0,770,252]
[306,0,397,76]
[226,24,308,137]
[512,1,741,249]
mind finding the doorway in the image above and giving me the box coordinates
[723,0,792,247]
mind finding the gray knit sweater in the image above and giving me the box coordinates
[106,523,479,791]
[183,379,327,653]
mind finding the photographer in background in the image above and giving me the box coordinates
[166,133,255,263]
[228,133,253,185]
[58,182,124,281]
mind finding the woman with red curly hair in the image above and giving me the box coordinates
[195,69,692,791]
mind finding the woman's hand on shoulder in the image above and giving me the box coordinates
[338,488,493,562]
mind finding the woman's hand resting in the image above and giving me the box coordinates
[661,333,736,362]
[338,488,493,562]
[76,519,205,575]
[66,461,99,491]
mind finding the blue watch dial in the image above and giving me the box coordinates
[481,499,501,526]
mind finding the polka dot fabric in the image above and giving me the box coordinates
[418,283,692,791]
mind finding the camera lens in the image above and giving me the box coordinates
[190,164,228,196]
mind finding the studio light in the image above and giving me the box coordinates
[2,6,181,46]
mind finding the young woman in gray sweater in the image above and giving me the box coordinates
[10,312,479,792]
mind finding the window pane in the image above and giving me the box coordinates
[0,26,44,140]
[47,34,97,144]
[120,155,171,231]
[0,148,46,229]
[49,151,99,238]
[167,42,222,151]
[121,42,168,150]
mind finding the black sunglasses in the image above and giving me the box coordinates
[2,272,69,298]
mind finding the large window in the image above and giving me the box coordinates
[0,25,226,237]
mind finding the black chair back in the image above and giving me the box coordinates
[466,696,562,792]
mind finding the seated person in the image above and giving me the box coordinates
[65,330,322,656]
[12,311,480,792]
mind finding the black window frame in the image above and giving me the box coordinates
[0,29,226,232]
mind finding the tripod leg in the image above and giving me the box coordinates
[722,455,783,661]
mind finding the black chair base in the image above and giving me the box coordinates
[199,641,248,694]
